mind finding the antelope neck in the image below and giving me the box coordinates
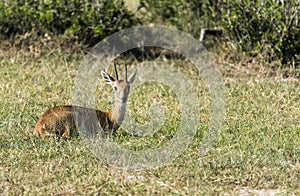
[111,99,127,124]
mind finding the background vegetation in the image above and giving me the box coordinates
[0,0,299,65]
[0,0,140,46]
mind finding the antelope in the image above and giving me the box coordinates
[34,63,136,138]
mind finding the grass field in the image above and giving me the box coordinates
[0,46,299,195]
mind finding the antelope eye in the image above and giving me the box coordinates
[113,86,118,91]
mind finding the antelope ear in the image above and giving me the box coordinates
[101,71,115,85]
[128,70,137,84]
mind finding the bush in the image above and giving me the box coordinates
[0,0,140,45]
[0,0,299,65]
[141,0,221,38]
[220,0,300,64]
[142,0,300,65]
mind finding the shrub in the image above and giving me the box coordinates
[143,0,300,65]
[0,0,140,45]
[220,0,300,64]
[0,0,299,65]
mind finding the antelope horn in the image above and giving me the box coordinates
[125,62,128,81]
[114,62,119,80]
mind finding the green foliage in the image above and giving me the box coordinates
[142,0,300,65]
[0,0,140,45]
[220,0,300,64]
[0,0,299,64]
[141,0,221,38]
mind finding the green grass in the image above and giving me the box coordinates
[0,47,299,195]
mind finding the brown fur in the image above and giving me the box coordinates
[34,68,136,138]
[33,105,118,138]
